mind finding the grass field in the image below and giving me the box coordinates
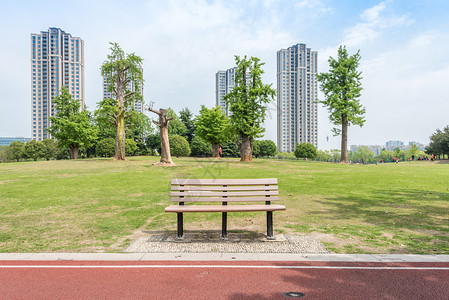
[0,157,448,254]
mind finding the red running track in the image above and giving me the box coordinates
[0,261,448,299]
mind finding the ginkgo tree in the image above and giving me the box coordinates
[101,42,143,160]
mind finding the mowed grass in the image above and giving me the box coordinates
[0,157,448,254]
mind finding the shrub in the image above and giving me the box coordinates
[125,139,138,156]
[169,135,191,157]
[294,143,318,160]
[96,138,115,157]
[190,136,212,157]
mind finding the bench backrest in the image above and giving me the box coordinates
[171,178,279,203]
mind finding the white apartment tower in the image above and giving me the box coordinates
[216,67,251,116]
[277,43,318,152]
[31,27,84,141]
[102,65,144,112]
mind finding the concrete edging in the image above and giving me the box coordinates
[0,253,448,262]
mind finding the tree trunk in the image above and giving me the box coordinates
[212,143,220,158]
[115,109,126,160]
[114,72,126,161]
[240,134,252,162]
[159,122,172,164]
[340,114,349,164]
[70,146,79,159]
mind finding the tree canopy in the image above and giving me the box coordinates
[294,143,318,160]
[317,46,365,163]
[48,86,97,159]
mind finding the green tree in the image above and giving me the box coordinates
[195,105,232,158]
[41,139,57,160]
[96,138,115,157]
[48,86,97,159]
[426,126,449,159]
[253,140,277,158]
[169,135,191,157]
[6,141,24,162]
[94,98,116,140]
[126,111,154,155]
[145,133,161,155]
[317,46,365,164]
[223,55,276,161]
[408,144,420,160]
[0,146,7,163]
[179,108,196,143]
[294,143,318,160]
[221,141,240,158]
[22,140,44,161]
[190,136,212,157]
[167,108,187,137]
[101,42,143,160]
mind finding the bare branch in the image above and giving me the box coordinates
[148,107,161,115]
[152,120,161,127]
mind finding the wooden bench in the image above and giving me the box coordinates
[165,178,286,240]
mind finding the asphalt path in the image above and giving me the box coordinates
[1,260,448,299]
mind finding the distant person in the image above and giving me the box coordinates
[431,154,435,161]
[412,155,415,160]
[408,158,411,163]
[219,147,222,157]
[380,158,383,164]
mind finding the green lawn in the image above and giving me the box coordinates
[0,157,448,254]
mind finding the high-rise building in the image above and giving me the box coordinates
[31,27,84,141]
[102,65,144,112]
[215,67,251,116]
[277,43,318,152]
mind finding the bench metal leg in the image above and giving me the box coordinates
[176,212,184,240]
[266,211,275,240]
[221,212,228,239]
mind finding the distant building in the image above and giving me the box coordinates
[31,27,84,141]
[0,137,32,146]
[215,67,251,116]
[386,140,404,148]
[277,43,318,152]
[102,65,144,112]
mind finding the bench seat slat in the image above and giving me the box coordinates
[171,178,277,186]
[170,196,279,202]
[165,204,286,213]
[171,186,278,191]
[171,191,278,197]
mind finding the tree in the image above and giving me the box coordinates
[96,138,115,157]
[190,136,212,157]
[317,46,365,164]
[426,126,449,159]
[167,108,187,137]
[148,107,175,166]
[169,135,191,157]
[41,139,57,160]
[179,108,196,143]
[48,86,97,159]
[22,140,44,161]
[6,141,24,162]
[145,133,161,156]
[221,141,240,158]
[253,140,277,158]
[126,111,154,155]
[195,105,232,158]
[294,143,318,160]
[94,97,117,140]
[223,55,276,161]
[408,144,419,160]
[101,42,143,160]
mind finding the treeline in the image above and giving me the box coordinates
[0,105,277,163]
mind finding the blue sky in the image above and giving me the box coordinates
[1,0,448,150]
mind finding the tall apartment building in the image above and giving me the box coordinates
[215,67,251,116]
[277,43,318,152]
[31,27,84,141]
[102,65,144,112]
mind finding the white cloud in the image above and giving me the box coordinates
[343,1,414,47]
